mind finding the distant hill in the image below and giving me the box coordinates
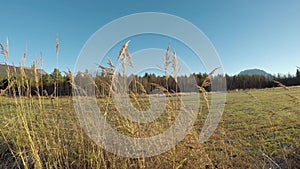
[0,64,47,78]
[239,68,273,80]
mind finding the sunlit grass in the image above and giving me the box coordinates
[0,87,299,168]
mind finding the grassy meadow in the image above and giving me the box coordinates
[0,40,299,168]
[0,86,299,168]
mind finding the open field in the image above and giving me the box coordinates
[0,87,300,168]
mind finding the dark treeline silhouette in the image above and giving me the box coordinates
[1,68,300,96]
[74,69,300,97]
[226,69,300,90]
[0,68,72,97]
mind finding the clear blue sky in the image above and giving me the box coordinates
[1,0,300,75]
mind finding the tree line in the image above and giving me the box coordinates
[1,68,300,97]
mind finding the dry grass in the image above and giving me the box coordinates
[197,67,220,109]
[96,57,115,76]
[117,40,133,77]
[172,51,178,83]
[274,80,289,90]
[1,87,299,168]
[164,43,171,81]
[0,38,9,61]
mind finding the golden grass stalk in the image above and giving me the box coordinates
[117,41,130,61]
[0,43,5,57]
[22,47,27,66]
[40,53,44,97]
[0,38,9,61]
[56,34,59,56]
[33,58,39,88]
[19,46,27,96]
[1,38,11,95]
[6,38,9,57]
[19,48,33,97]
[135,80,147,94]
[20,48,27,79]
[201,67,220,87]
[197,67,220,109]
[97,64,114,76]
[96,57,115,76]
[172,50,178,83]
[118,40,133,77]
[197,86,209,109]
[40,53,43,68]
[35,59,39,79]
[273,80,289,90]
[55,34,59,99]
[149,83,171,97]
[0,43,5,55]
[164,43,171,80]
[64,69,74,82]
[107,56,115,70]
[273,80,300,101]
[95,56,116,97]
[287,93,299,101]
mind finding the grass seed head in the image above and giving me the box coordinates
[164,43,171,79]
[40,53,43,67]
[56,34,59,55]
[202,67,220,87]
[107,56,115,69]
[172,50,178,82]
[0,38,9,60]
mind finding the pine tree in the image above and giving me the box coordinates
[296,69,300,85]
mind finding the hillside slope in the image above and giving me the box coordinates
[239,68,273,79]
[0,64,47,78]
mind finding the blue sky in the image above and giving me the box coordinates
[1,0,300,75]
